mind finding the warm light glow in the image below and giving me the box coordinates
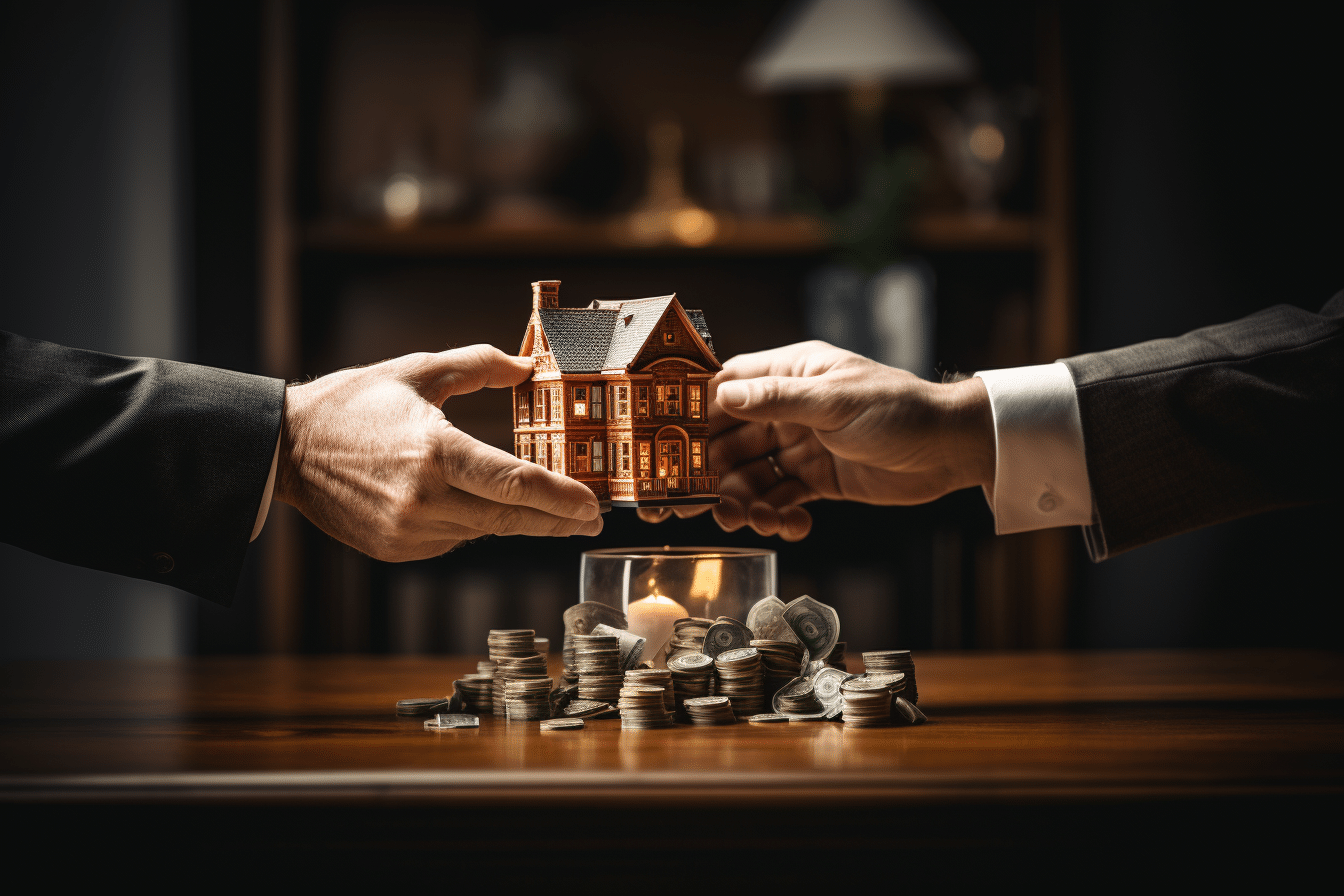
[382,173,423,227]
[689,558,723,603]
[670,208,718,246]
[967,123,1005,163]
[626,593,689,664]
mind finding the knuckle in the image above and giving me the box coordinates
[496,465,534,506]
[492,506,526,536]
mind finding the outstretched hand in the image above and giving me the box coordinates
[637,341,993,540]
[275,346,602,561]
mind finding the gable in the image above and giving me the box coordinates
[630,302,721,372]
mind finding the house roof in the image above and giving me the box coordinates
[534,295,716,373]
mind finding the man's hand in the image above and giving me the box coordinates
[637,341,994,540]
[275,346,602,561]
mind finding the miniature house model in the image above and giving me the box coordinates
[514,280,721,507]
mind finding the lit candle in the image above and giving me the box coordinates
[626,593,688,665]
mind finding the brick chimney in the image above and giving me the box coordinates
[532,280,560,310]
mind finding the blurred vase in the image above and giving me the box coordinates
[805,259,936,378]
[932,87,1026,215]
[473,39,580,227]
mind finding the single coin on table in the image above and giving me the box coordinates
[747,713,790,723]
[424,714,479,730]
[397,697,452,716]
[540,718,585,731]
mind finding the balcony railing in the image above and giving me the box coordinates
[635,474,719,498]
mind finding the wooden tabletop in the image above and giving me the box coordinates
[3,650,1343,806]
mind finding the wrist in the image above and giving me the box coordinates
[274,383,308,508]
[934,376,995,493]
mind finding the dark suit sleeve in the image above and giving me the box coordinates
[1061,291,1344,560]
[0,331,285,604]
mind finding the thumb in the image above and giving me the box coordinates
[715,375,855,431]
[414,345,533,403]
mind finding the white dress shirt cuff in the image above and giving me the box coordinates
[250,433,281,542]
[975,362,1093,534]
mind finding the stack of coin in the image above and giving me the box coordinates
[618,685,674,729]
[560,633,578,684]
[840,679,892,727]
[714,647,766,716]
[863,650,917,703]
[827,642,847,672]
[774,677,825,716]
[487,629,537,664]
[666,617,713,664]
[563,699,618,720]
[683,695,735,725]
[504,677,553,721]
[750,639,805,700]
[573,633,623,705]
[624,668,675,713]
[668,653,715,720]
[492,654,548,717]
[456,673,494,714]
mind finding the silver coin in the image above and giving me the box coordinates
[747,713,790,723]
[424,713,479,729]
[683,696,730,707]
[668,653,714,672]
[397,697,451,715]
[716,647,760,664]
[540,718,585,730]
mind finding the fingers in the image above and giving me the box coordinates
[715,375,857,432]
[636,504,715,525]
[411,345,533,403]
[436,426,602,521]
[429,482,604,538]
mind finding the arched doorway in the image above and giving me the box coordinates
[654,425,688,487]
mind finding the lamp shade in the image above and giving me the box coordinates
[746,0,975,90]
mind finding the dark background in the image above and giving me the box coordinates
[1,0,1339,658]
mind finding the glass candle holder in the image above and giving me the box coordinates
[579,546,777,665]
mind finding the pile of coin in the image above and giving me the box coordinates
[751,639,805,700]
[863,650,917,703]
[683,695,736,725]
[562,602,627,684]
[492,654,548,717]
[773,678,825,716]
[840,678,893,727]
[505,677,553,721]
[573,634,623,705]
[666,617,713,665]
[714,647,766,716]
[624,668,675,713]
[618,684,674,729]
[668,652,714,720]
[455,673,494,714]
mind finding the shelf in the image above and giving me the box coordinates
[909,212,1038,250]
[302,212,1039,258]
[303,215,828,258]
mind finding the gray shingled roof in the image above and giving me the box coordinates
[602,297,673,370]
[683,309,715,358]
[537,308,617,372]
[536,295,716,373]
